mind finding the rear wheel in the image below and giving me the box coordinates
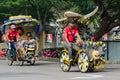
[60,52,71,72]
[30,57,35,65]
[6,49,16,66]
[88,61,94,72]
[16,49,24,66]
[94,59,105,70]
[18,59,24,66]
[78,52,89,72]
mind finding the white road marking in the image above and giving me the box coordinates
[71,74,104,79]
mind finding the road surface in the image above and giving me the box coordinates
[0,60,120,80]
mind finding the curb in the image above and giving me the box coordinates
[37,57,59,62]
[1,56,120,64]
[0,56,60,62]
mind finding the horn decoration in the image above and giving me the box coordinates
[56,6,98,22]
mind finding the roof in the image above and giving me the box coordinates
[4,15,40,25]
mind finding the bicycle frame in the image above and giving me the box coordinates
[72,49,83,63]
[61,47,83,64]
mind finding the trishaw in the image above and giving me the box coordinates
[2,15,40,66]
[56,6,107,72]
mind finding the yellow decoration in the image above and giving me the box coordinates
[92,50,99,60]
[5,15,40,25]
[9,15,32,20]
[94,66,99,70]
[95,42,99,45]
[99,41,103,45]
[102,44,106,47]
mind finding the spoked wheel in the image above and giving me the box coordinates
[30,57,36,65]
[6,49,14,66]
[17,57,24,66]
[98,58,106,70]
[6,54,14,66]
[19,60,24,66]
[98,63,105,70]
[78,52,89,72]
[94,59,105,70]
[60,52,71,72]
[16,50,24,66]
[88,60,94,72]
[6,49,17,66]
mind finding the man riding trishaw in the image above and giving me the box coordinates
[6,24,19,60]
[63,20,83,62]
[2,15,40,66]
[56,6,106,72]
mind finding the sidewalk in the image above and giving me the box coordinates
[0,42,120,64]
[0,55,117,64]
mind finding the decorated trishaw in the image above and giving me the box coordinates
[2,15,41,66]
[56,6,107,72]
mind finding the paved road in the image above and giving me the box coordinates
[0,60,120,80]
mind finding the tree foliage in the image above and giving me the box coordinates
[92,0,120,40]
[0,0,120,40]
[0,0,27,21]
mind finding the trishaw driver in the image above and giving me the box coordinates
[6,24,19,57]
[63,20,82,62]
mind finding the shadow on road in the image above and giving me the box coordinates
[69,70,107,73]
[14,61,57,67]
[68,67,120,73]
[34,62,57,66]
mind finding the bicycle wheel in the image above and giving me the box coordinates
[78,52,89,72]
[94,59,105,70]
[19,60,24,66]
[60,52,71,72]
[29,56,36,65]
[6,48,17,66]
[16,49,24,66]
[6,54,14,66]
[30,59,35,65]
[88,60,94,72]
[16,56,24,66]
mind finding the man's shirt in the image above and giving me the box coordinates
[6,29,19,41]
[63,26,78,42]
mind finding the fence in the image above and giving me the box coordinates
[104,40,120,62]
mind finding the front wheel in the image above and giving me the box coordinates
[60,52,71,72]
[78,52,89,73]
[7,55,14,66]
[6,49,14,66]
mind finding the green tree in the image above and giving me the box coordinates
[60,0,120,40]
[0,0,30,22]
[0,0,120,41]
[26,0,69,30]
[92,0,120,40]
